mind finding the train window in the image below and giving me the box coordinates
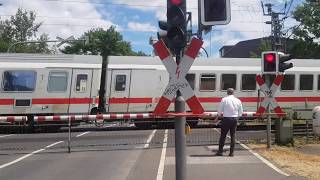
[115,75,126,91]
[300,74,313,91]
[48,72,68,92]
[241,74,256,91]
[281,74,295,91]
[76,74,88,92]
[186,74,195,90]
[221,74,236,90]
[2,71,36,92]
[200,74,216,91]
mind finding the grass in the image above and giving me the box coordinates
[248,138,320,180]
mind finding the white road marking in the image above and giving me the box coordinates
[239,143,290,176]
[156,129,168,180]
[45,141,64,148]
[214,128,290,177]
[144,130,157,149]
[0,140,64,169]
[76,131,90,137]
[0,134,13,138]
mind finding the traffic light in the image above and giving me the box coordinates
[262,51,278,73]
[200,0,231,26]
[167,0,186,50]
[278,53,293,72]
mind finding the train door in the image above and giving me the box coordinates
[108,70,131,112]
[68,69,93,113]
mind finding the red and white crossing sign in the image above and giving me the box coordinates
[256,74,285,117]
[153,37,205,115]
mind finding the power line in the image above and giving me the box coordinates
[43,0,263,12]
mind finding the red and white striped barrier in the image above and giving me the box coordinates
[34,113,154,122]
[1,111,285,124]
[32,112,262,122]
[0,116,27,123]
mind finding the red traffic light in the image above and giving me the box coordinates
[171,0,182,5]
[264,53,276,62]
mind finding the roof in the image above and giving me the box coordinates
[0,53,102,69]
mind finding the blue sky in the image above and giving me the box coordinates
[2,0,304,57]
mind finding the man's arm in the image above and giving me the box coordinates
[214,100,224,123]
[238,100,243,117]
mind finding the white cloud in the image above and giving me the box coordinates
[127,22,157,32]
[1,0,115,40]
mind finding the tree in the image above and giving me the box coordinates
[61,26,148,57]
[0,8,50,53]
[290,0,320,58]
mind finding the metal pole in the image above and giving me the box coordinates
[266,75,272,149]
[68,116,71,153]
[306,120,309,143]
[267,105,272,149]
[175,52,187,180]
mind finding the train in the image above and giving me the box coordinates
[0,53,319,129]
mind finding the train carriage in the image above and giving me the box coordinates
[1,53,320,129]
[0,54,102,128]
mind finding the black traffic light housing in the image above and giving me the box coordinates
[261,51,294,74]
[200,0,231,26]
[167,0,186,51]
[278,53,293,72]
[157,21,169,46]
[262,51,278,73]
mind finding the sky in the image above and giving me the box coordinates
[0,0,304,57]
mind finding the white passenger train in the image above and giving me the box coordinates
[0,53,319,128]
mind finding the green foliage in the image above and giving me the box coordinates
[61,27,148,57]
[290,0,320,58]
[0,8,50,53]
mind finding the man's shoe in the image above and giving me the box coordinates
[229,153,234,157]
[215,152,223,156]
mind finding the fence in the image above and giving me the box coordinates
[1,113,318,154]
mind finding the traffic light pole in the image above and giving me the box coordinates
[175,51,187,180]
[265,75,272,149]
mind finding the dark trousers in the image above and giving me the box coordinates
[218,117,238,154]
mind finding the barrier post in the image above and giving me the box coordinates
[68,116,71,153]
[266,75,272,149]
[306,120,309,144]
[267,105,272,149]
[175,54,187,180]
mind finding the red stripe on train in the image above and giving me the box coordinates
[1,96,320,106]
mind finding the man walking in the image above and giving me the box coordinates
[214,88,243,156]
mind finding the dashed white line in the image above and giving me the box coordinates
[0,148,46,169]
[45,141,64,148]
[156,129,168,180]
[0,134,13,138]
[144,130,157,149]
[76,131,90,137]
[214,128,290,177]
[0,140,64,169]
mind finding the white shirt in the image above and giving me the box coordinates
[218,95,243,117]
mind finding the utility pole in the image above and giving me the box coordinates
[261,2,286,149]
[262,2,285,52]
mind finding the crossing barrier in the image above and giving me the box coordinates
[0,112,288,123]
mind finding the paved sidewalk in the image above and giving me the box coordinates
[163,142,306,180]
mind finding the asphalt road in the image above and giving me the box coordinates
[0,128,306,180]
